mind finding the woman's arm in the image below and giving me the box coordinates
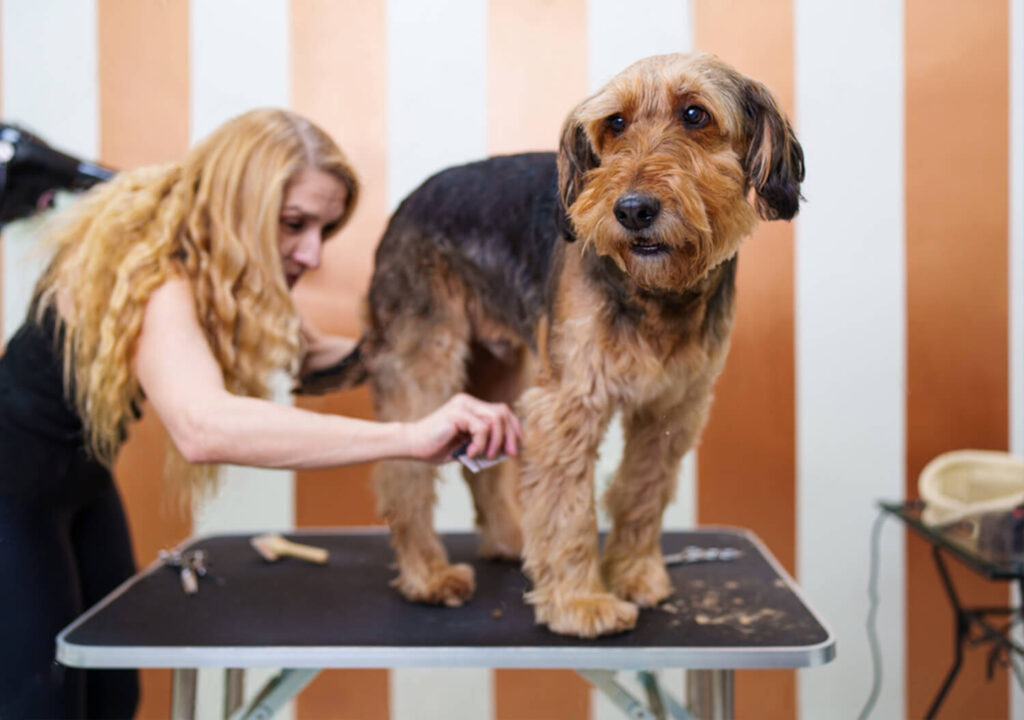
[133,278,520,470]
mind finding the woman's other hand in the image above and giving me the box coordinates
[405,393,522,465]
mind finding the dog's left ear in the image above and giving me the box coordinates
[556,111,600,242]
[741,79,805,221]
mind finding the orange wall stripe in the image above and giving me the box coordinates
[486,1,590,718]
[289,1,391,718]
[487,0,588,156]
[694,2,797,719]
[495,668,592,720]
[289,2,388,339]
[97,1,191,717]
[905,1,1010,717]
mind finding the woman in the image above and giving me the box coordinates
[0,109,520,718]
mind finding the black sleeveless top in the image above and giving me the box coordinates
[0,307,112,501]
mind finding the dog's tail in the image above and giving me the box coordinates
[295,339,370,395]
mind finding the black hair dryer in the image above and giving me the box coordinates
[0,123,115,227]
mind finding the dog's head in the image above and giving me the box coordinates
[557,52,803,292]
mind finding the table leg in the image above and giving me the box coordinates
[925,546,966,719]
[224,668,245,719]
[171,668,198,720]
[577,669,660,719]
[230,668,319,720]
[638,671,667,719]
[685,669,733,720]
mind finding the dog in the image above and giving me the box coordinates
[301,52,803,638]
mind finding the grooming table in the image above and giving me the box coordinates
[56,529,835,720]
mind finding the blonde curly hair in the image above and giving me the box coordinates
[32,108,359,492]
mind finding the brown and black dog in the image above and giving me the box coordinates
[301,52,803,638]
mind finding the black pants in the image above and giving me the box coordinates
[0,462,139,719]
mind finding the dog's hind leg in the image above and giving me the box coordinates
[370,321,475,607]
[600,386,713,607]
[462,342,527,561]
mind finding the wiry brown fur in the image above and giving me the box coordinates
[302,52,803,637]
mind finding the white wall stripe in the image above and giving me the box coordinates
[586,3,694,716]
[386,1,491,715]
[387,0,488,536]
[586,0,694,93]
[0,0,98,158]
[794,1,905,719]
[387,0,488,212]
[391,667,492,720]
[188,0,294,537]
[1,0,99,343]
[189,0,290,142]
[1010,0,1023,716]
[189,3,294,716]
[1010,0,1024,480]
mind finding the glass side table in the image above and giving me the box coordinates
[879,500,1024,719]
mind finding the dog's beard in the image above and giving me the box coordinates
[570,170,758,292]
[629,243,698,293]
[622,236,705,291]
[578,212,712,292]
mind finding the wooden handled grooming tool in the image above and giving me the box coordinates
[250,533,329,565]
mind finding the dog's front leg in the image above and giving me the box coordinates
[600,388,711,607]
[518,385,638,638]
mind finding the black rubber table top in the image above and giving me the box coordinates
[61,529,830,663]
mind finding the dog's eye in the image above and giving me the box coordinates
[605,114,627,136]
[680,105,710,129]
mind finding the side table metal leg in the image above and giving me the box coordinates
[224,668,245,719]
[925,547,966,720]
[685,670,733,720]
[171,668,198,720]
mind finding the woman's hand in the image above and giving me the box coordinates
[404,393,522,465]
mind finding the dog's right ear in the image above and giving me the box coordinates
[556,113,599,242]
[741,79,805,221]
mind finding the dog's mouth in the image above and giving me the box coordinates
[629,237,670,257]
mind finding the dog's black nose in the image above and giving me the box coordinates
[613,193,660,230]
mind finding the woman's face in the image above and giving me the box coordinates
[278,167,348,288]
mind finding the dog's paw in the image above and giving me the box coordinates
[392,563,476,607]
[534,593,638,638]
[603,555,673,607]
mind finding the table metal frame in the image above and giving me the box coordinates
[57,528,834,720]
[166,666,721,720]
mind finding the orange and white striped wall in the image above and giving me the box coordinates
[1,2,1022,719]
